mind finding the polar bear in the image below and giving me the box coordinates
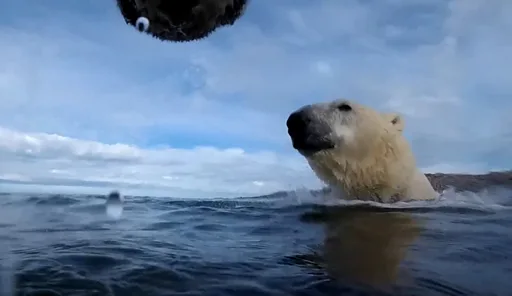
[286,98,438,203]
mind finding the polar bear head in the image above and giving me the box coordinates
[286,98,420,202]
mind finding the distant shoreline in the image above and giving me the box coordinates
[425,170,512,192]
[1,170,511,199]
[262,170,512,199]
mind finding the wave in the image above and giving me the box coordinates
[1,186,511,295]
[0,172,511,234]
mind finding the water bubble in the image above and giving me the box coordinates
[105,190,124,219]
[135,17,150,32]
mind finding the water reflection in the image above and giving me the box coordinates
[295,205,424,288]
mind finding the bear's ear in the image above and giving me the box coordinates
[384,113,404,132]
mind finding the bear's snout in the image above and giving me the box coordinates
[286,108,334,152]
[287,110,310,135]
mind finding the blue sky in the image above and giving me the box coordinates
[0,0,511,197]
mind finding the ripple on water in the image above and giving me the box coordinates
[1,190,512,295]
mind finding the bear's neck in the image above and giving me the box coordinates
[307,138,416,203]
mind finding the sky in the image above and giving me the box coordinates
[0,0,511,198]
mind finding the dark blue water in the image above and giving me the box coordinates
[0,189,511,296]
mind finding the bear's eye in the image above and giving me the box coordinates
[337,103,352,112]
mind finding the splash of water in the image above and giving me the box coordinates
[287,186,512,213]
[105,190,124,219]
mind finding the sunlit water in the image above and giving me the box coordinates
[0,188,511,296]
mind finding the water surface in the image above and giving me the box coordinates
[0,189,511,295]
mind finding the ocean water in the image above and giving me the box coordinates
[0,189,511,296]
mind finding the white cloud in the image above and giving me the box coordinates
[0,0,511,196]
[0,127,321,197]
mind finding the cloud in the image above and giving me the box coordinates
[0,127,319,197]
[0,0,511,196]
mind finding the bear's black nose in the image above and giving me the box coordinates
[286,110,310,133]
[286,108,335,152]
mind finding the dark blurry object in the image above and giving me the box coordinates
[116,0,249,42]
[105,190,124,219]
[106,190,124,204]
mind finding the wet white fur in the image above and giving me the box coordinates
[301,99,438,203]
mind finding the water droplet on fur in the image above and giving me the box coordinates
[105,191,124,219]
[135,17,150,32]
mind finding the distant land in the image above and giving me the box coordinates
[1,171,511,200]
[426,170,512,192]
[258,170,512,199]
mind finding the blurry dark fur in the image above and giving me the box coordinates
[116,0,248,42]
